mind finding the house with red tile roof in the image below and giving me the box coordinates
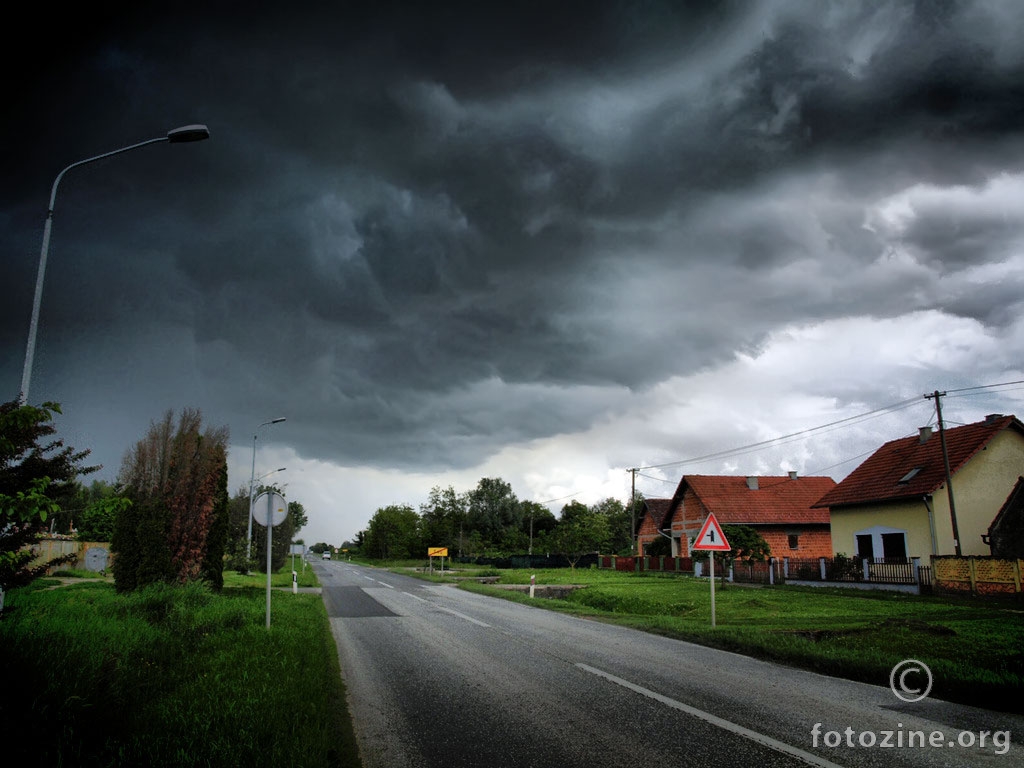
[814,414,1024,560]
[639,474,837,559]
[635,498,673,555]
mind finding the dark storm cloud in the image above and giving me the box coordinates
[4,1,1024,474]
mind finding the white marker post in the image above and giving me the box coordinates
[691,513,730,629]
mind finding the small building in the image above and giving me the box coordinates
[814,414,1024,560]
[635,498,673,555]
[986,477,1024,558]
[640,474,836,558]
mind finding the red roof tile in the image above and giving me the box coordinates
[667,475,837,526]
[814,415,1023,509]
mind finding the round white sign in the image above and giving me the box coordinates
[252,491,288,527]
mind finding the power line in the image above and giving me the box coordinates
[627,380,1021,497]
[940,379,1024,395]
[637,395,927,473]
[535,490,585,506]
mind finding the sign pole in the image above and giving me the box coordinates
[266,494,274,629]
[692,513,729,630]
[709,552,716,628]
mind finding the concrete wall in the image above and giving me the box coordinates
[29,538,111,573]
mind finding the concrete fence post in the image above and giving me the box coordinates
[863,558,871,581]
[819,558,827,580]
[769,557,775,585]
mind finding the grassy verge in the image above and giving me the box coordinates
[452,568,1024,712]
[0,570,360,768]
[224,561,321,589]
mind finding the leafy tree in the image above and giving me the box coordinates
[591,497,632,554]
[644,534,672,557]
[362,504,420,559]
[722,525,771,564]
[223,485,255,571]
[111,408,229,591]
[465,477,520,551]
[419,485,468,554]
[519,501,556,554]
[288,500,308,533]
[199,459,230,589]
[553,503,610,569]
[1,401,106,590]
[66,480,127,541]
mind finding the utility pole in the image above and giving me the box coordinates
[925,390,962,556]
[628,468,638,554]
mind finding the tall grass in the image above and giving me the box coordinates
[0,578,359,767]
[456,569,1024,712]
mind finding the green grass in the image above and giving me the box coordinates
[0,570,360,768]
[223,561,321,589]
[51,568,108,579]
[450,568,1024,712]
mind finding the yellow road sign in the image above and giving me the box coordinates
[428,547,448,557]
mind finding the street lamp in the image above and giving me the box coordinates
[256,467,287,484]
[247,418,286,560]
[18,124,211,403]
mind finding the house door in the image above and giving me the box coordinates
[881,532,907,561]
[855,534,874,560]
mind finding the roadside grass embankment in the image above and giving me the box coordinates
[0,569,359,768]
[433,567,1023,713]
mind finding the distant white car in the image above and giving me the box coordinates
[322,551,331,560]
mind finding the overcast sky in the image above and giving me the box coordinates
[3,1,1024,546]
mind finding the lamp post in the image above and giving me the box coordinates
[247,418,286,560]
[19,124,210,404]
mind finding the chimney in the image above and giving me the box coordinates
[788,471,798,480]
[985,414,1004,425]
[746,476,759,490]
[918,426,932,444]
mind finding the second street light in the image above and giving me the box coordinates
[19,124,210,404]
[247,417,286,560]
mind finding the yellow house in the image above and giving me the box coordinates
[814,414,1024,559]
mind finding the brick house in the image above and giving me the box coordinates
[635,498,673,555]
[640,474,836,558]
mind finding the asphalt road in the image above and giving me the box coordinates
[315,560,1022,768]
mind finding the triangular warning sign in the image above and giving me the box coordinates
[692,513,731,551]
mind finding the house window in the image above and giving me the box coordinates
[881,532,907,561]
[898,467,923,484]
[856,534,874,560]
[788,534,800,549]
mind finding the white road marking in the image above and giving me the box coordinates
[436,606,491,628]
[575,664,843,768]
[403,592,429,603]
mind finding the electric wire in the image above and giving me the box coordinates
[626,380,1021,497]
